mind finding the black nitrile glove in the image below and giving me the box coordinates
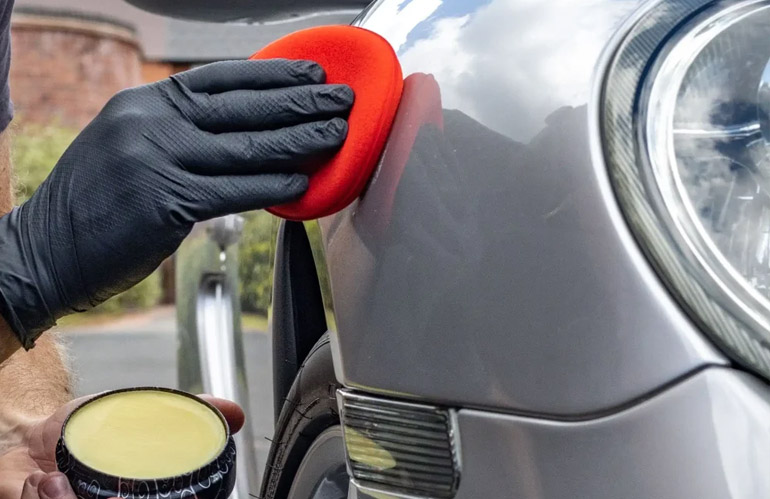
[0,59,354,348]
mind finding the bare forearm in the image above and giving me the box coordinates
[0,129,73,451]
[0,129,17,364]
[0,319,19,368]
[0,129,10,215]
[0,333,72,449]
[0,333,72,414]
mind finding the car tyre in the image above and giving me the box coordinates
[260,332,348,499]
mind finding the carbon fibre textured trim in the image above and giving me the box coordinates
[602,0,770,379]
[337,390,461,498]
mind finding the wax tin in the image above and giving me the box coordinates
[56,387,237,499]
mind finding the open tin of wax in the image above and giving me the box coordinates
[56,387,237,499]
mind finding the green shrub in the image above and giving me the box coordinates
[11,122,78,203]
[11,121,162,313]
[238,211,276,315]
[94,271,163,313]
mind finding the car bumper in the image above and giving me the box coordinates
[349,367,770,499]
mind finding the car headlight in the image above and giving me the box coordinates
[603,0,770,378]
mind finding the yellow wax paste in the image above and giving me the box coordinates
[64,390,226,479]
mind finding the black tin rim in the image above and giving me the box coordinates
[57,386,233,482]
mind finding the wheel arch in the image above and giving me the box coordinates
[271,220,330,422]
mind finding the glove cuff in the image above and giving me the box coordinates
[0,208,57,349]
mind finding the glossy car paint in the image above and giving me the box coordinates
[315,0,727,417]
[348,368,770,498]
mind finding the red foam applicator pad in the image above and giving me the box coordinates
[250,26,404,221]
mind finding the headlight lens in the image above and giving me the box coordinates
[602,0,770,378]
[645,2,770,336]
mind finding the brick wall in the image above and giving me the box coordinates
[10,12,142,129]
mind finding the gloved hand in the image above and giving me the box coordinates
[0,59,354,348]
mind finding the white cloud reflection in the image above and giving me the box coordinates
[360,0,443,52]
[375,0,640,141]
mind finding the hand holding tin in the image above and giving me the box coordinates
[0,392,244,499]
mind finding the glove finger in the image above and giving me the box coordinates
[178,118,348,175]
[186,173,309,220]
[172,59,326,93]
[186,84,354,133]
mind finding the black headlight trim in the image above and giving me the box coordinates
[602,0,770,378]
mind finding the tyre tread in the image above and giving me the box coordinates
[260,332,341,499]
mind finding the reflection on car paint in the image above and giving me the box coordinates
[318,0,725,416]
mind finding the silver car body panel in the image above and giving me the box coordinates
[317,0,727,417]
[348,367,770,499]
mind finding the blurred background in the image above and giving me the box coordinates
[9,0,353,484]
